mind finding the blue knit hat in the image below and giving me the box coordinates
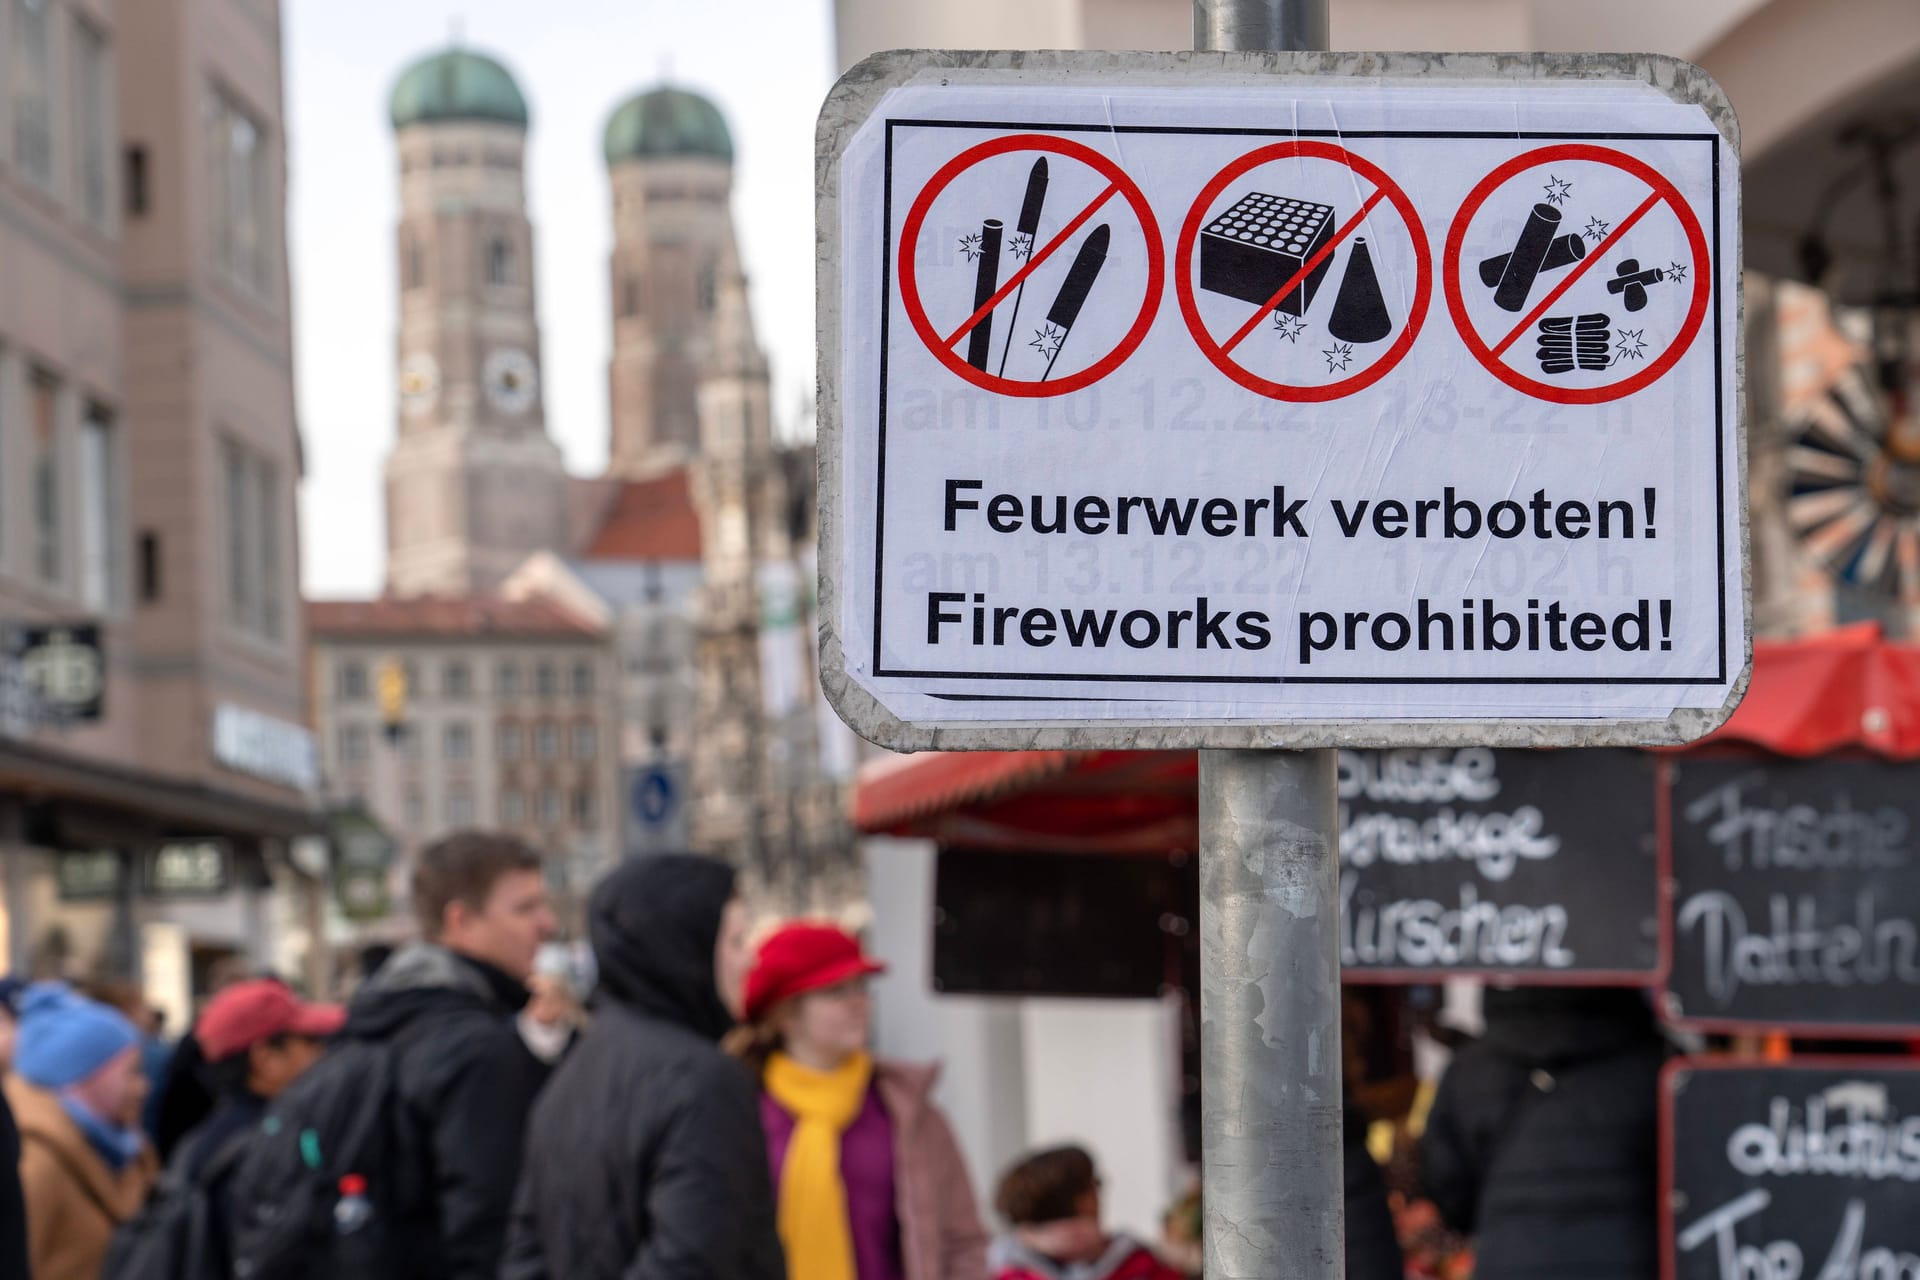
[13,983,140,1088]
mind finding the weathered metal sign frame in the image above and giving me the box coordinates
[817,50,1748,752]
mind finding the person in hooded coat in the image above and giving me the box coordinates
[502,854,784,1280]
[1419,986,1668,1280]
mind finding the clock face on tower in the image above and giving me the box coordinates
[483,348,539,417]
[398,353,440,416]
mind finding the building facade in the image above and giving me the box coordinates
[0,0,321,1014]
[306,597,618,928]
[502,470,707,858]
[383,48,568,597]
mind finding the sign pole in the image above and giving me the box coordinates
[1192,11,1342,1280]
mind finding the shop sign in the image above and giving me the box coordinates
[144,839,232,897]
[330,809,395,922]
[56,848,125,902]
[213,702,319,793]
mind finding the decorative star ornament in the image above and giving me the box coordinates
[1323,342,1354,374]
[1273,313,1307,344]
[1544,175,1573,206]
[1583,216,1610,241]
[1030,324,1065,360]
[1615,329,1648,362]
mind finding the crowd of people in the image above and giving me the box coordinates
[0,830,1671,1279]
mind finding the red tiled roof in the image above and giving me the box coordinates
[582,469,702,561]
[306,594,602,639]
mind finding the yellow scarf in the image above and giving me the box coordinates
[765,1050,875,1280]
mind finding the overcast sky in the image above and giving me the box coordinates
[287,0,836,597]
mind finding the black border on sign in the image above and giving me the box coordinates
[871,121,1727,687]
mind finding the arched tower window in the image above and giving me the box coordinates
[403,232,425,290]
[696,261,717,314]
[622,274,642,317]
[486,237,513,287]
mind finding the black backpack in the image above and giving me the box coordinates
[226,1034,423,1280]
[102,1130,250,1280]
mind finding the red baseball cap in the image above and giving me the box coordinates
[743,923,887,1023]
[195,979,345,1062]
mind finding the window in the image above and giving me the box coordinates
[78,405,119,611]
[404,789,425,827]
[138,532,160,602]
[486,237,512,286]
[72,18,112,228]
[124,145,147,216]
[255,454,281,641]
[402,231,425,290]
[224,442,248,623]
[570,661,593,697]
[697,261,717,313]
[535,723,559,761]
[538,788,560,826]
[571,790,596,829]
[336,660,368,701]
[571,722,597,761]
[443,722,472,761]
[338,723,369,763]
[30,371,59,587]
[534,662,557,698]
[498,722,522,761]
[501,790,525,825]
[446,785,474,827]
[223,438,283,640]
[207,86,272,294]
[443,660,471,700]
[496,661,521,696]
[621,275,641,317]
[13,0,52,188]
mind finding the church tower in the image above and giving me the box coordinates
[603,86,743,475]
[383,47,568,596]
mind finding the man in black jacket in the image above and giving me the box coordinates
[344,830,556,1279]
[0,977,28,1279]
[502,854,784,1280]
[1419,986,1668,1280]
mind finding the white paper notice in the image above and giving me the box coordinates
[824,66,1744,742]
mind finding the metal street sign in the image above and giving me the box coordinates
[817,51,1748,752]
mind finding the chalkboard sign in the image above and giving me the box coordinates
[1339,748,1659,980]
[1663,1060,1920,1280]
[933,846,1195,998]
[1667,759,1920,1034]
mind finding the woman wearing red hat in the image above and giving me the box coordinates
[732,922,988,1280]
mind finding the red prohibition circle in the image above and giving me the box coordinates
[1443,144,1712,405]
[896,134,1164,398]
[1175,141,1432,403]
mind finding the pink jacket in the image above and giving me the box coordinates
[875,1059,990,1280]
